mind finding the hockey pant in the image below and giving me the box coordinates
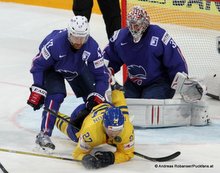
[124,78,175,99]
[41,94,65,136]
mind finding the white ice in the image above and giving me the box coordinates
[0,2,220,173]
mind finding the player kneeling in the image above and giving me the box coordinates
[55,82,134,169]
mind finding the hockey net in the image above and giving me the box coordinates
[120,0,220,83]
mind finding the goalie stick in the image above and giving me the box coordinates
[44,107,181,162]
[0,162,8,173]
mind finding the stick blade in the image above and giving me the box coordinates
[134,151,181,162]
[154,151,181,162]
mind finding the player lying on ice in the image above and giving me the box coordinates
[55,80,135,169]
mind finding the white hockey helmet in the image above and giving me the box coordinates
[127,6,150,43]
[67,15,90,49]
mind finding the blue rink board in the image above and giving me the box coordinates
[17,96,220,145]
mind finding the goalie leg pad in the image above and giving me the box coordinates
[127,98,192,128]
[191,101,210,126]
[126,98,210,128]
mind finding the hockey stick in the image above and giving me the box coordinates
[44,107,181,162]
[0,162,8,173]
[0,148,80,162]
[134,151,181,162]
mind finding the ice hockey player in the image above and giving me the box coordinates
[27,16,109,151]
[55,80,134,169]
[103,6,188,99]
[72,0,121,39]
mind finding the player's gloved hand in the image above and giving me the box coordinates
[108,67,124,91]
[82,154,101,169]
[94,151,115,168]
[86,92,105,111]
[27,85,47,111]
[111,81,124,91]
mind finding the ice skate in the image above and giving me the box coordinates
[35,132,55,152]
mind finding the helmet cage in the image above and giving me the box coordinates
[127,6,150,43]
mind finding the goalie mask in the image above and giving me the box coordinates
[103,107,124,138]
[67,16,90,49]
[127,6,150,43]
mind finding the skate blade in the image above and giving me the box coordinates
[33,144,54,154]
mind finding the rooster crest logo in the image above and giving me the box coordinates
[127,65,147,85]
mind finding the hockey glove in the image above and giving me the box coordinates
[27,85,47,111]
[111,81,124,91]
[86,92,105,111]
[94,151,115,168]
[171,72,206,103]
[82,154,101,169]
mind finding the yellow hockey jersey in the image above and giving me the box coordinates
[73,89,135,164]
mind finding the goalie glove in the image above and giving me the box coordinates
[27,85,47,110]
[171,72,206,103]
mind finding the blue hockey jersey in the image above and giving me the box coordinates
[104,25,188,86]
[30,29,109,96]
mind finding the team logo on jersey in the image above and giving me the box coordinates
[114,136,122,143]
[82,51,91,61]
[56,69,78,81]
[127,65,147,85]
[150,36,159,47]
[162,32,171,45]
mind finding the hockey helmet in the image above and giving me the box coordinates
[67,15,90,49]
[127,6,150,43]
[103,107,124,138]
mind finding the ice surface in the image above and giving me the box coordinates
[0,3,220,173]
